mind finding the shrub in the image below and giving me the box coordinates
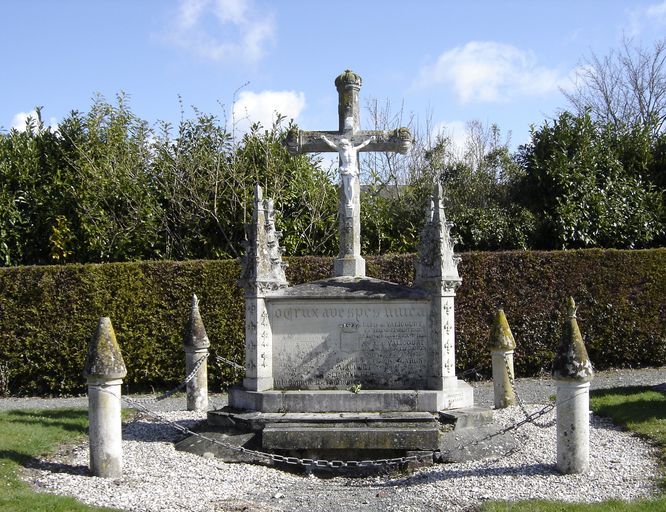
[0,249,663,396]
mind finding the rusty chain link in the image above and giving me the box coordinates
[128,353,209,404]
[122,395,429,468]
[108,351,569,470]
[503,353,556,428]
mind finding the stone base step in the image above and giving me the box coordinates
[262,422,439,450]
[439,406,494,430]
[208,407,437,431]
[229,381,474,413]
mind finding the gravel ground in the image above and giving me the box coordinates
[2,365,663,412]
[4,366,665,511]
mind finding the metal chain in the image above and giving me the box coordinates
[215,355,244,372]
[503,354,556,428]
[110,353,565,470]
[119,391,559,470]
[129,353,209,404]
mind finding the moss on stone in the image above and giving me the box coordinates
[184,294,210,349]
[488,309,516,351]
[334,69,362,91]
[83,317,127,379]
[552,297,594,382]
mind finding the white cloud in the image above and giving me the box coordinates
[231,90,305,134]
[627,0,666,36]
[10,110,57,132]
[166,0,275,63]
[416,41,569,104]
[647,0,666,17]
[432,120,467,156]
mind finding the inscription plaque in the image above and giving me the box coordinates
[269,300,430,390]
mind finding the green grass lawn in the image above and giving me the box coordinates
[482,386,666,512]
[0,387,664,511]
[0,408,119,512]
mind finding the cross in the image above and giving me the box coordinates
[286,69,412,278]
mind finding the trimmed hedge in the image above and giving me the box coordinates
[0,249,664,396]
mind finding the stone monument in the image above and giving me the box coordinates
[181,70,480,464]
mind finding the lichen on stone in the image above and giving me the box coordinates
[184,293,210,349]
[552,297,594,382]
[488,308,517,351]
[83,317,127,379]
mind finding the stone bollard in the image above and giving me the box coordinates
[83,317,127,479]
[184,294,210,411]
[488,308,517,409]
[552,297,594,474]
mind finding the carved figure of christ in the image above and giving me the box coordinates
[319,134,375,210]
[284,70,412,278]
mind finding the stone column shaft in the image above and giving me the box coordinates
[428,292,457,389]
[440,293,457,382]
[491,350,516,409]
[185,348,208,411]
[243,297,273,391]
[88,378,123,478]
[334,208,364,277]
[556,381,590,474]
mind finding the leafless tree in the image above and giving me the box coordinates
[563,38,666,135]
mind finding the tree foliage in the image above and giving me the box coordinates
[1,73,666,267]
[563,38,666,137]
[0,95,337,266]
[517,110,664,249]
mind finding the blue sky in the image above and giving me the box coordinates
[2,0,666,151]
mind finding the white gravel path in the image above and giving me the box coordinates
[24,404,661,512]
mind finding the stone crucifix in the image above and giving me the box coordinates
[286,69,412,278]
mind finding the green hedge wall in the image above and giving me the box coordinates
[0,249,664,396]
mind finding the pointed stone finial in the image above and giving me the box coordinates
[83,317,127,379]
[414,182,461,289]
[566,296,578,318]
[184,294,210,349]
[239,184,289,295]
[552,297,594,382]
[432,182,444,223]
[489,309,517,351]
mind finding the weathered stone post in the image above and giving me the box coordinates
[414,183,462,390]
[83,317,127,479]
[552,297,594,474]
[239,185,288,391]
[184,294,210,411]
[489,308,517,409]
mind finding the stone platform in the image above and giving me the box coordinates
[229,382,474,413]
[175,405,514,470]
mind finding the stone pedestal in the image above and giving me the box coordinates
[185,348,208,411]
[556,380,591,473]
[87,377,124,478]
[83,317,126,479]
[552,297,594,475]
[488,309,517,409]
[184,294,210,411]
